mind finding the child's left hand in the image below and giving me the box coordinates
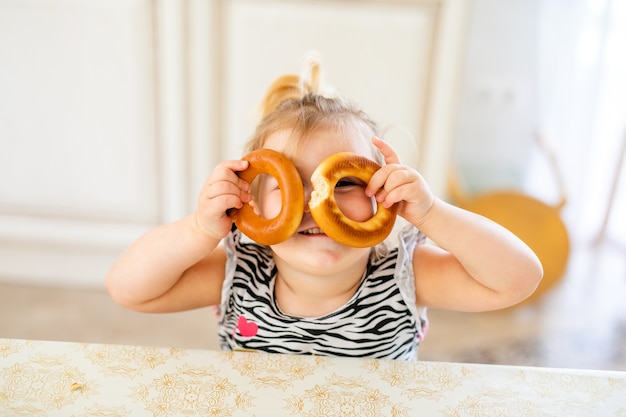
[366,137,435,226]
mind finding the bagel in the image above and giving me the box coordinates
[229,149,304,245]
[309,152,398,248]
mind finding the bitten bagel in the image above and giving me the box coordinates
[229,149,304,245]
[309,152,398,248]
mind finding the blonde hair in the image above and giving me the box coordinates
[245,56,384,165]
[245,55,391,256]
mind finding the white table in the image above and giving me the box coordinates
[1,338,625,416]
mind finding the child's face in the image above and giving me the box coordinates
[255,126,376,272]
[258,127,377,228]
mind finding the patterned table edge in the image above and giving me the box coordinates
[2,338,626,417]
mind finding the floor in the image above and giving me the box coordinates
[1,239,625,372]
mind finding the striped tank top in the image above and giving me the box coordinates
[217,226,428,360]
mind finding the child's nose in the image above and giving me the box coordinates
[302,183,312,213]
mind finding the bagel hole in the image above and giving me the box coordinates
[251,174,283,219]
[333,177,377,222]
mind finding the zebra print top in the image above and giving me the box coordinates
[217,226,428,360]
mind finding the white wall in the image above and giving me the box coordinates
[453,0,539,193]
[0,0,468,288]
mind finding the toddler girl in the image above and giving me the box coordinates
[106,57,542,360]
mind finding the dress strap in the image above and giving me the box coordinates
[394,225,429,340]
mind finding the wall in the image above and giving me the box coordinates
[0,0,468,288]
[454,0,539,194]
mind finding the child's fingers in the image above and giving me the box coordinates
[232,159,250,170]
[366,136,403,198]
[204,180,251,205]
[365,165,390,198]
[366,164,404,199]
[367,162,428,213]
[221,159,250,187]
[200,160,252,210]
[216,159,250,176]
[372,136,401,165]
[372,167,415,207]
[195,159,252,238]
[204,160,250,192]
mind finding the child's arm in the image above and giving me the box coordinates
[368,137,543,311]
[410,199,542,311]
[105,159,251,313]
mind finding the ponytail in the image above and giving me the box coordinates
[245,52,381,167]
[258,53,321,118]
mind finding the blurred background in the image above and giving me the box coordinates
[1,0,624,371]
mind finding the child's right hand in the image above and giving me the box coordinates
[195,159,252,240]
